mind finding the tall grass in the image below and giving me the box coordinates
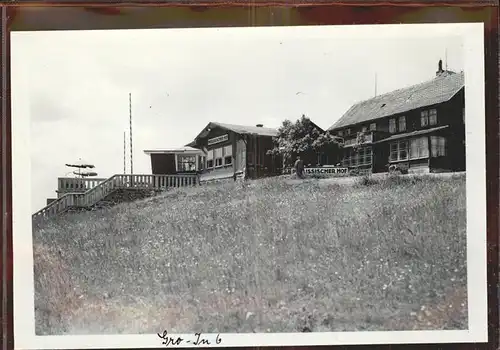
[33,174,467,334]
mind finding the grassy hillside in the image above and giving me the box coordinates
[33,174,467,335]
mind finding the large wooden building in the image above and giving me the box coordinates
[328,61,465,175]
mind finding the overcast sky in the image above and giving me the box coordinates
[11,24,463,212]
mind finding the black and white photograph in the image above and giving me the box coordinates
[11,22,487,348]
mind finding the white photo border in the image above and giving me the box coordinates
[11,22,487,349]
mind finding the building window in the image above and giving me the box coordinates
[431,136,446,157]
[429,109,437,126]
[399,141,408,160]
[341,146,372,167]
[399,116,406,132]
[462,107,465,124]
[361,126,367,132]
[370,123,376,131]
[421,109,437,127]
[421,110,429,127]
[206,150,214,169]
[214,147,223,167]
[389,140,409,162]
[410,136,429,159]
[360,147,372,165]
[177,155,197,172]
[389,118,396,133]
[346,128,351,135]
[224,145,232,165]
[199,155,206,170]
[338,130,343,137]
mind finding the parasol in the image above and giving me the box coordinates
[65,158,95,169]
[73,171,98,177]
[65,158,97,178]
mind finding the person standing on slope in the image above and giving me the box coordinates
[294,156,305,179]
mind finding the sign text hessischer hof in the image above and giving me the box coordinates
[303,166,349,176]
[207,134,229,146]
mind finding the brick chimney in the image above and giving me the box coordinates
[436,59,444,77]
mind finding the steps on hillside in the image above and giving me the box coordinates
[86,188,164,211]
[47,189,165,216]
[103,188,161,203]
[33,174,200,222]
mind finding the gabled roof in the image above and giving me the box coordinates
[195,122,278,140]
[328,71,464,131]
[308,120,326,133]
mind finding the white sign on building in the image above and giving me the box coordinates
[208,134,229,146]
[303,166,349,176]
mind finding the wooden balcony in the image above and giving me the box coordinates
[343,132,374,148]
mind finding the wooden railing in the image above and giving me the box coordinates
[344,132,374,147]
[32,174,199,221]
[57,177,106,196]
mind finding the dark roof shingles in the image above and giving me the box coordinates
[328,72,464,130]
[211,122,278,137]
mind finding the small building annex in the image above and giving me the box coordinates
[143,147,205,175]
[327,61,465,175]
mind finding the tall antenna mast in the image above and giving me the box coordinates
[123,131,126,174]
[129,93,133,175]
[374,72,378,97]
